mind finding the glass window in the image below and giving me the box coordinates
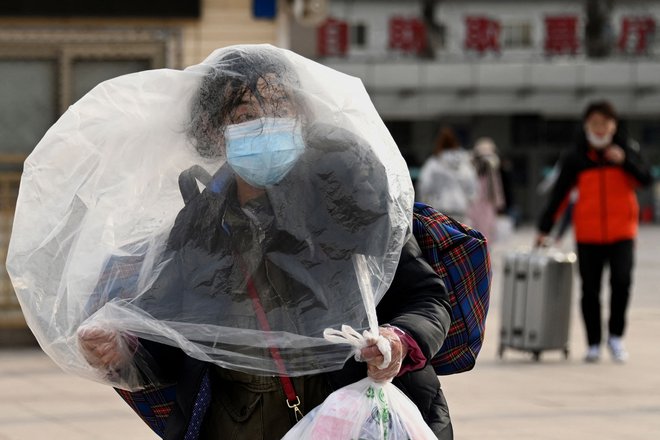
[642,121,660,148]
[545,119,580,146]
[512,114,542,147]
[436,23,447,49]
[72,59,152,102]
[350,23,368,48]
[0,60,57,153]
[503,21,532,48]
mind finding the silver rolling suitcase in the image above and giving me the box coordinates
[498,248,576,361]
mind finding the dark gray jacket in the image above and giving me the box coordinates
[139,235,452,440]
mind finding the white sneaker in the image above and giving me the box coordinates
[584,345,600,363]
[607,336,629,363]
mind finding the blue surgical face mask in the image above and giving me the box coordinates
[225,117,305,188]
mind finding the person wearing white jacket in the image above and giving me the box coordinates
[416,126,478,223]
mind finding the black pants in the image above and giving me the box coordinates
[576,240,634,346]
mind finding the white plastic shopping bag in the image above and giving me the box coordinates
[282,377,436,440]
[284,255,437,440]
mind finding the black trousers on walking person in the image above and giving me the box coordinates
[576,240,634,346]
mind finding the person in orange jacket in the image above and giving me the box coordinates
[536,100,652,363]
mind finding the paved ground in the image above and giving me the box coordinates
[442,225,660,439]
[1,225,659,439]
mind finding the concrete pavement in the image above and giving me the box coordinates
[442,224,660,439]
[1,226,659,439]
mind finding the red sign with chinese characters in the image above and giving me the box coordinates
[389,17,427,54]
[464,16,501,54]
[317,18,349,57]
[544,15,579,55]
[618,16,656,54]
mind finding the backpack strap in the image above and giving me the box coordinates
[178,165,213,205]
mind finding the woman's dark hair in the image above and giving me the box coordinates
[583,100,618,122]
[188,46,302,158]
[433,126,460,155]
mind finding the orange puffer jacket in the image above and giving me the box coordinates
[538,134,652,244]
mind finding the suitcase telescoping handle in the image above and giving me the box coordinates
[533,214,570,249]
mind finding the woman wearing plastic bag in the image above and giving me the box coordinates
[8,45,453,439]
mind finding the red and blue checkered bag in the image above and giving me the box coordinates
[412,202,491,375]
[115,384,178,437]
[114,372,211,439]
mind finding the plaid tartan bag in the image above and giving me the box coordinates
[114,372,211,439]
[412,202,491,375]
[115,384,178,437]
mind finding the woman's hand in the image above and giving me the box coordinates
[359,326,407,382]
[77,326,133,371]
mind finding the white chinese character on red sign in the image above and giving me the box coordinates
[464,16,501,54]
[389,17,427,54]
[544,15,579,55]
[618,16,656,54]
[317,18,349,57]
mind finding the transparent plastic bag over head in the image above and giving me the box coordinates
[7,44,413,390]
